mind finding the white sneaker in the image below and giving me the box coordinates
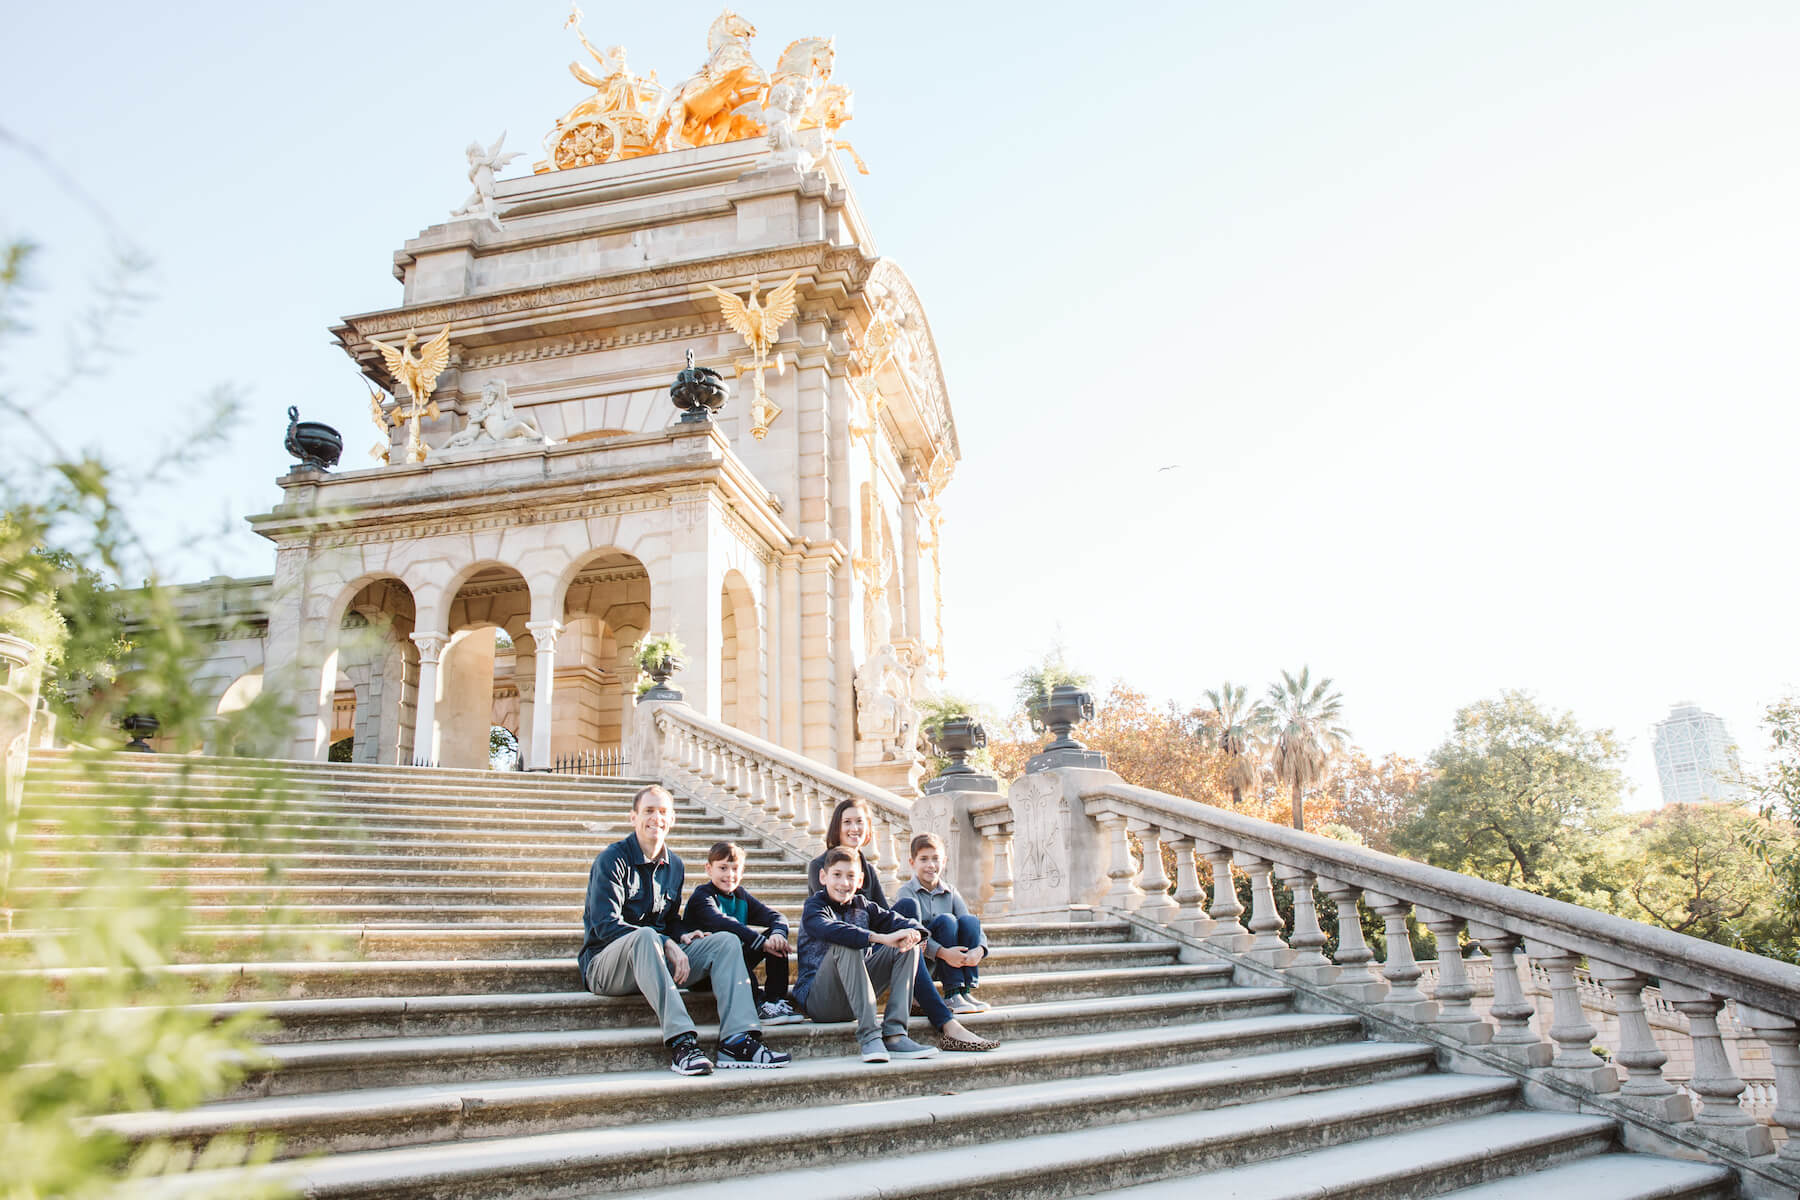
[946,993,984,1015]
[758,998,805,1025]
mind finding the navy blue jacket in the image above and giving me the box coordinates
[805,850,886,907]
[793,890,924,1009]
[683,882,790,952]
[578,834,688,978]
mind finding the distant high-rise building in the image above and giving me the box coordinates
[1652,703,1746,806]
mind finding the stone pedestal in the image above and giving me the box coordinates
[1004,766,1121,915]
[907,786,1000,902]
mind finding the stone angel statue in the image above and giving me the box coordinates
[450,133,524,230]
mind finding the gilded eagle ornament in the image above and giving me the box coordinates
[366,326,453,464]
[706,272,799,440]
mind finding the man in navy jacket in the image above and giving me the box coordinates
[580,785,790,1074]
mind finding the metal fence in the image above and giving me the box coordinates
[537,748,631,777]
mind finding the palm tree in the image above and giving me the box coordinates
[1199,682,1272,808]
[1267,667,1351,830]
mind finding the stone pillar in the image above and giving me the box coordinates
[525,619,561,770]
[900,480,924,642]
[1167,837,1214,939]
[798,554,835,763]
[513,633,536,767]
[1197,841,1251,952]
[1318,879,1385,1003]
[1003,766,1120,916]
[1466,925,1549,1067]
[1274,865,1333,985]
[1366,892,1435,1023]
[1588,960,1690,1121]
[1737,1006,1800,1164]
[1235,853,1293,968]
[409,631,447,764]
[779,551,802,752]
[1413,908,1490,1045]
[666,487,722,718]
[1526,940,1619,1093]
[1660,983,1773,1155]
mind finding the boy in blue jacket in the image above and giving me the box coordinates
[793,846,939,1062]
[683,841,804,1024]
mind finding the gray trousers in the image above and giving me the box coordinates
[583,927,759,1044]
[803,941,919,1045]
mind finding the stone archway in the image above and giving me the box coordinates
[720,569,760,734]
[441,564,534,769]
[326,576,420,765]
[556,549,651,765]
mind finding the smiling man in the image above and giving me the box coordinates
[579,784,790,1075]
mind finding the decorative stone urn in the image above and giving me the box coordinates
[284,407,343,470]
[1025,684,1107,774]
[669,349,728,424]
[922,712,999,795]
[122,712,160,753]
[638,653,685,702]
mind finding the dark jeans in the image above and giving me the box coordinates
[921,913,983,993]
[889,899,965,1026]
[742,937,789,1006]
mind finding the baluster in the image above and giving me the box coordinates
[1465,925,1550,1067]
[1195,841,1250,951]
[804,783,828,839]
[1414,908,1490,1044]
[750,761,774,816]
[1525,940,1619,1093]
[1234,853,1292,967]
[1660,984,1774,1154]
[862,806,887,887]
[1098,813,1144,910]
[985,821,1015,915]
[709,743,732,808]
[771,772,794,825]
[1315,880,1385,1003]
[886,817,912,887]
[1587,961,1690,1120]
[1738,1006,1800,1163]
[1364,892,1434,1021]
[1129,819,1176,919]
[1273,865,1332,984]
[785,775,808,830]
[1166,836,1214,938]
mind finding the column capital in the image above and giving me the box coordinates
[525,619,563,649]
[409,631,449,662]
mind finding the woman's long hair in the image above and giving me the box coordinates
[824,797,872,851]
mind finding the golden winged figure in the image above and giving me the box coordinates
[365,326,453,463]
[705,273,800,440]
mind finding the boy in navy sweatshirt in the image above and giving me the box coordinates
[683,841,803,1025]
[793,846,939,1062]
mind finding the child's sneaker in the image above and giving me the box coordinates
[861,1037,890,1063]
[946,992,985,1015]
[715,1032,791,1070]
[668,1033,714,1076]
[883,1035,940,1060]
[758,998,805,1025]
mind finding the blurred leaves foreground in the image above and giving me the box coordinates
[2,238,309,1197]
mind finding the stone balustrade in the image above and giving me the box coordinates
[643,701,915,893]
[1068,776,1800,1196]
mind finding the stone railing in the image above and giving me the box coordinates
[641,701,917,894]
[1055,773,1800,1197]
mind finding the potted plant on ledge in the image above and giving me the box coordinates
[633,632,686,702]
[919,694,1000,794]
[1014,651,1104,773]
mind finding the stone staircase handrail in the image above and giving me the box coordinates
[1082,779,1800,1016]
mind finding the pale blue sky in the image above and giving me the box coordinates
[5,2,1797,803]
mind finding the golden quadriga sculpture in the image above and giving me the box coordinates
[536,6,868,174]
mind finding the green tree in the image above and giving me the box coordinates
[1267,667,1349,830]
[1392,691,1628,908]
[1746,696,1800,962]
[1198,681,1271,808]
[1621,803,1792,953]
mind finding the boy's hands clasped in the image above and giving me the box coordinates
[871,927,923,951]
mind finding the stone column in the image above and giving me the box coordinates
[1588,960,1690,1121]
[1467,924,1549,1067]
[900,480,924,642]
[525,619,561,770]
[1274,865,1333,985]
[1318,879,1385,1004]
[408,631,447,765]
[1737,1006,1800,1164]
[1525,940,1619,1093]
[1128,820,1177,921]
[1660,983,1773,1155]
[779,551,802,752]
[1196,841,1251,952]
[1235,853,1293,968]
[1413,908,1490,1045]
[1167,837,1215,939]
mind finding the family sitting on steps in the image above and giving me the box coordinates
[579,785,999,1076]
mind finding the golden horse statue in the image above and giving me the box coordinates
[655,10,768,151]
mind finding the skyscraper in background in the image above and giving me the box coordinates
[1651,703,1746,806]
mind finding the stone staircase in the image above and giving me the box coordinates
[12,751,1741,1198]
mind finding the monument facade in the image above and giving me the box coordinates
[190,12,960,792]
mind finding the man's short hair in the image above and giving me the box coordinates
[823,845,861,874]
[632,784,674,812]
[708,840,744,864]
[909,832,944,860]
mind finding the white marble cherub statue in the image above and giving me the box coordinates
[450,133,524,230]
[442,379,556,451]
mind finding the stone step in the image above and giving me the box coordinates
[24,798,721,834]
[9,879,821,910]
[23,775,652,803]
[37,948,1194,1004]
[105,1024,1397,1162]
[1431,1154,1738,1199]
[23,832,776,863]
[17,845,793,877]
[25,749,654,789]
[154,958,1225,1041]
[141,1070,1522,1200]
[1087,1114,1730,1199]
[233,987,1295,1098]
[23,813,732,845]
[14,928,1172,968]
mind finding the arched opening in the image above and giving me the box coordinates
[329,576,420,765]
[720,569,760,734]
[443,564,533,770]
[556,549,651,767]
